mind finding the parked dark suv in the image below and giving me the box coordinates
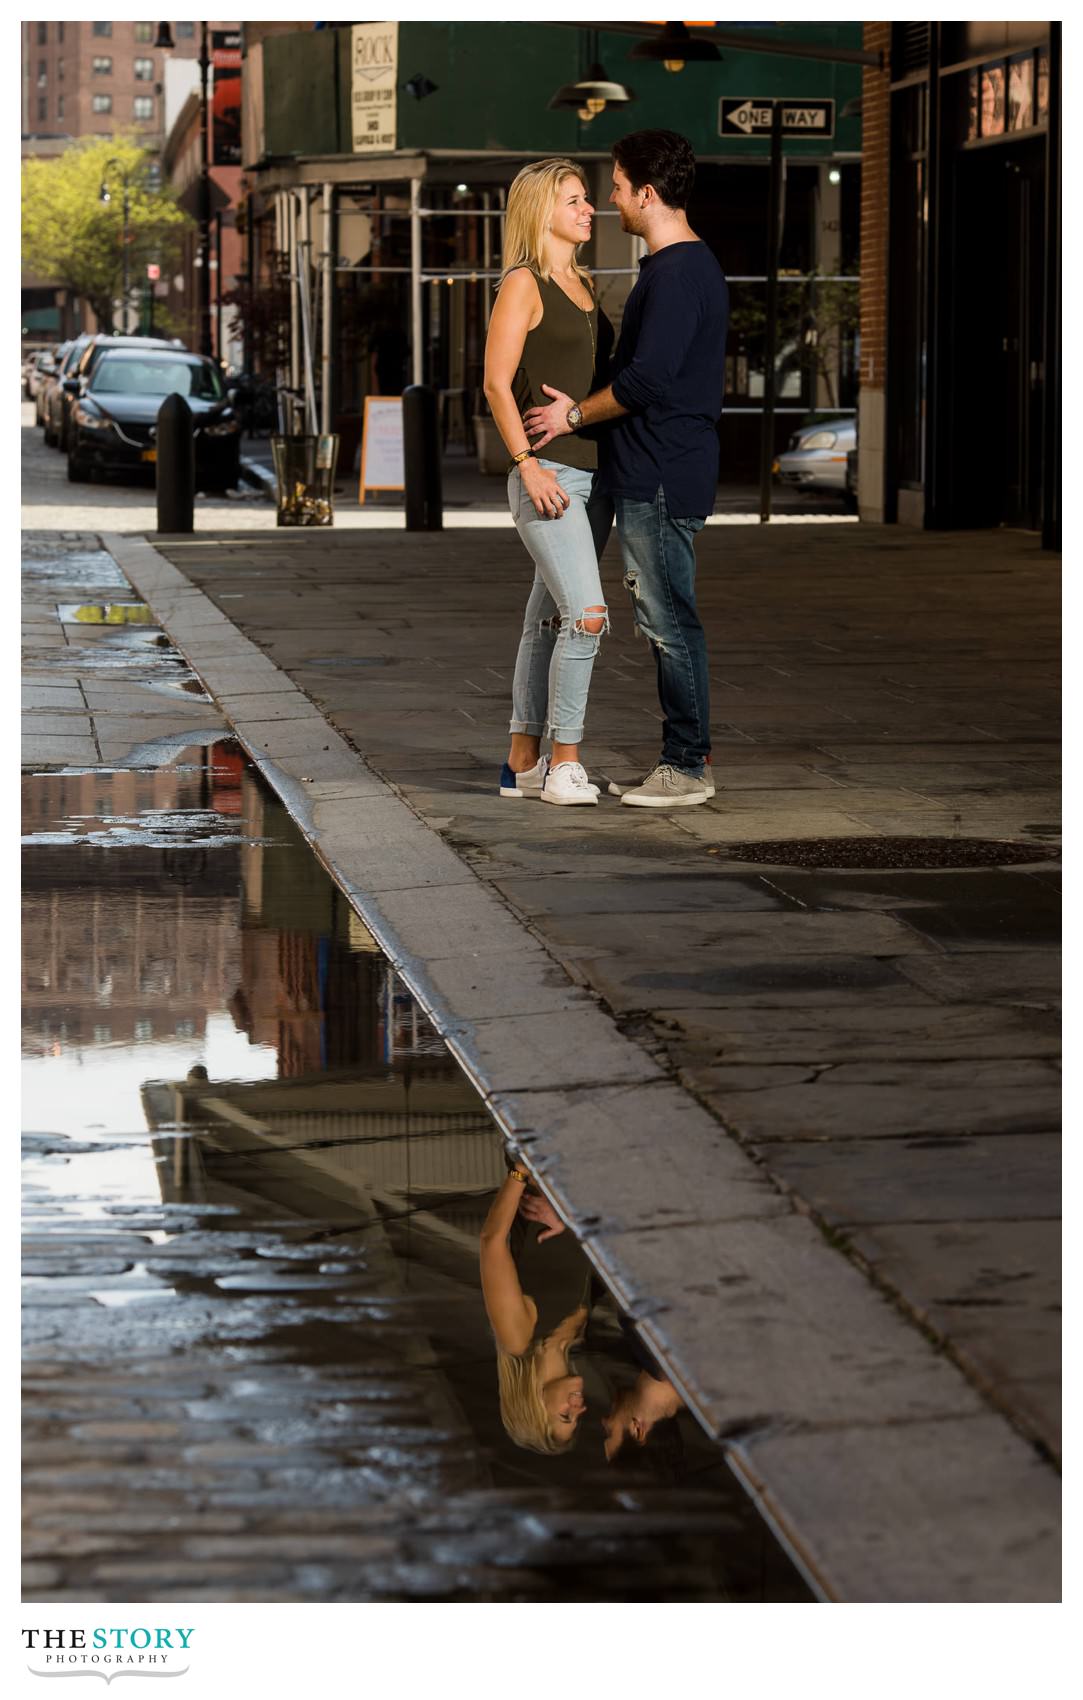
[67,347,241,490]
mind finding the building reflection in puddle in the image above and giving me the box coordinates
[22,742,811,1600]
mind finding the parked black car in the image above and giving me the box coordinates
[67,348,241,490]
[50,334,181,454]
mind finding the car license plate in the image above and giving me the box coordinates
[141,448,157,463]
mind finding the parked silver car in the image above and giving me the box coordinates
[774,417,857,496]
[27,350,58,410]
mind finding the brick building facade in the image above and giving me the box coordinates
[20,20,203,144]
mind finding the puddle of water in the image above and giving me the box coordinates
[22,543,129,587]
[22,739,811,1602]
[58,603,153,626]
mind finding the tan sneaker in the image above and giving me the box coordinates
[619,763,711,808]
[610,763,714,802]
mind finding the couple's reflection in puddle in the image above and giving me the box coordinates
[482,1164,685,1468]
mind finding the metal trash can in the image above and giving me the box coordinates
[271,433,340,527]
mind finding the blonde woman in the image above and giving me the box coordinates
[480,1167,589,1454]
[483,158,614,806]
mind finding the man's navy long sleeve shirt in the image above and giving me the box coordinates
[600,239,729,518]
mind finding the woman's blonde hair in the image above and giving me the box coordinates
[499,158,592,287]
[496,1342,578,1455]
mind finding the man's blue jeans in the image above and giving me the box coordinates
[614,487,710,778]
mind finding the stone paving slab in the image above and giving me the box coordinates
[727,1416,1060,1602]
[648,1003,1060,1063]
[594,1216,987,1430]
[748,1133,1060,1225]
[684,1061,1060,1143]
[843,1218,1060,1454]
[97,522,1061,1600]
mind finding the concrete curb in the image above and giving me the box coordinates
[101,528,1061,1603]
[239,455,275,500]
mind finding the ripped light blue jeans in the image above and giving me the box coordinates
[508,459,614,744]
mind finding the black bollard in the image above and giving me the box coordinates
[156,392,194,533]
[402,384,443,531]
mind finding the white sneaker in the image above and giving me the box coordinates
[512,755,600,797]
[539,760,598,806]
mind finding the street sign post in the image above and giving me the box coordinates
[719,97,835,139]
[758,104,785,525]
[719,97,837,523]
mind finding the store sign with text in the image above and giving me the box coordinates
[352,21,398,153]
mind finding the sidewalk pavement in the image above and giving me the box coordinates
[239,433,856,520]
[35,517,1060,1602]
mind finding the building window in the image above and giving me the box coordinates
[134,57,154,80]
[57,58,64,80]
[980,63,1007,137]
[37,96,46,121]
[1008,55,1035,131]
[176,22,194,37]
[37,22,46,44]
[134,95,154,121]
[37,61,46,86]
[57,22,64,43]
[92,56,112,75]
[92,22,112,36]
[134,23,153,42]
[57,94,64,119]
[92,93,112,114]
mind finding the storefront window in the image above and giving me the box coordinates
[967,71,979,140]
[980,63,1006,137]
[1037,50,1050,122]
[1008,56,1034,130]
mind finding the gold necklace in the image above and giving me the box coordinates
[553,272,596,362]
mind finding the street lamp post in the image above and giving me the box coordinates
[99,162,135,334]
[155,21,213,357]
[198,23,212,357]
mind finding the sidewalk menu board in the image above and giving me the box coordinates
[359,397,404,503]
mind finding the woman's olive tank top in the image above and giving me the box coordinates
[510,269,612,473]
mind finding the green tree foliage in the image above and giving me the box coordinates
[730,269,860,410]
[22,134,191,332]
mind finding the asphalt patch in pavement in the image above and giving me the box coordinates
[721,837,1057,870]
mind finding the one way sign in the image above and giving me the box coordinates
[719,97,835,139]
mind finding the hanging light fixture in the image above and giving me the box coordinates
[548,28,633,117]
[629,22,721,75]
[152,22,175,51]
[548,63,635,114]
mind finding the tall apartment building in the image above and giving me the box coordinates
[21,19,204,144]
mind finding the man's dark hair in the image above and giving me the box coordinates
[612,129,696,210]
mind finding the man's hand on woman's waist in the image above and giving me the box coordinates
[525,383,629,451]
